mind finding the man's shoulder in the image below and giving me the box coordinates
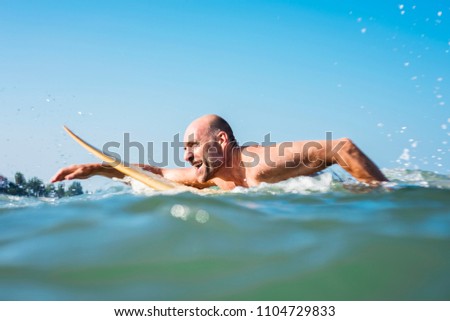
[240,144,262,155]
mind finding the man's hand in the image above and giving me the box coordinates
[50,163,124,183]
[51,164,98,183]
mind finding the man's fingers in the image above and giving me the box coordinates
[50,164,98,183]
[50,169,67,183]
[50,165,80,183]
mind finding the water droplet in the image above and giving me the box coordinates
[399,4,404,10]
[377,123,384,127]
[441,124,448,130]
[399,148,410,161]
[170,204,190,220]
[195,210,210,224]
[437,11,442,17]
[404,62,410,67]
[361,28,367,34]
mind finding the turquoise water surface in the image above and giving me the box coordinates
[0,169,449,300]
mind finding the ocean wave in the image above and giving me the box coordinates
[126,168,450,196]
[1,168,450,211]
[0,168,449,300]
[383,168,450,189]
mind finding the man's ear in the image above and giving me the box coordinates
[216,131,228,146]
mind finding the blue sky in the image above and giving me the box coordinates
[1,0,449,188]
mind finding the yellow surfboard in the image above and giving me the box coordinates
[63,126,186,191]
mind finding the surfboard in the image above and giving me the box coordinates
[63,126,186,191]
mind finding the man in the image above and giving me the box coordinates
[51,114,388,190]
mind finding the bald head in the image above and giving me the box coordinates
[185,114,237,146]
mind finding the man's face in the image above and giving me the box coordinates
[183,125,224,183]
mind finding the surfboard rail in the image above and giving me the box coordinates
[63,126,180,191]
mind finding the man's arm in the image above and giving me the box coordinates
[50,163,215,189]
[322,138,388,184]
[251,138,388,185]
[50,163,122,182]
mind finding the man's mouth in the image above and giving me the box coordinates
[192,161,203,169]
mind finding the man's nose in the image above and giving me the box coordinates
[184,150,193,162]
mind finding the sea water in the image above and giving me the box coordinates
[0,169,449,300]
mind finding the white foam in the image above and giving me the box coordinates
[232,173,333,195]
[383,168,425,184]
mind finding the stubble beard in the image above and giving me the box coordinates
[197,157,223,183]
